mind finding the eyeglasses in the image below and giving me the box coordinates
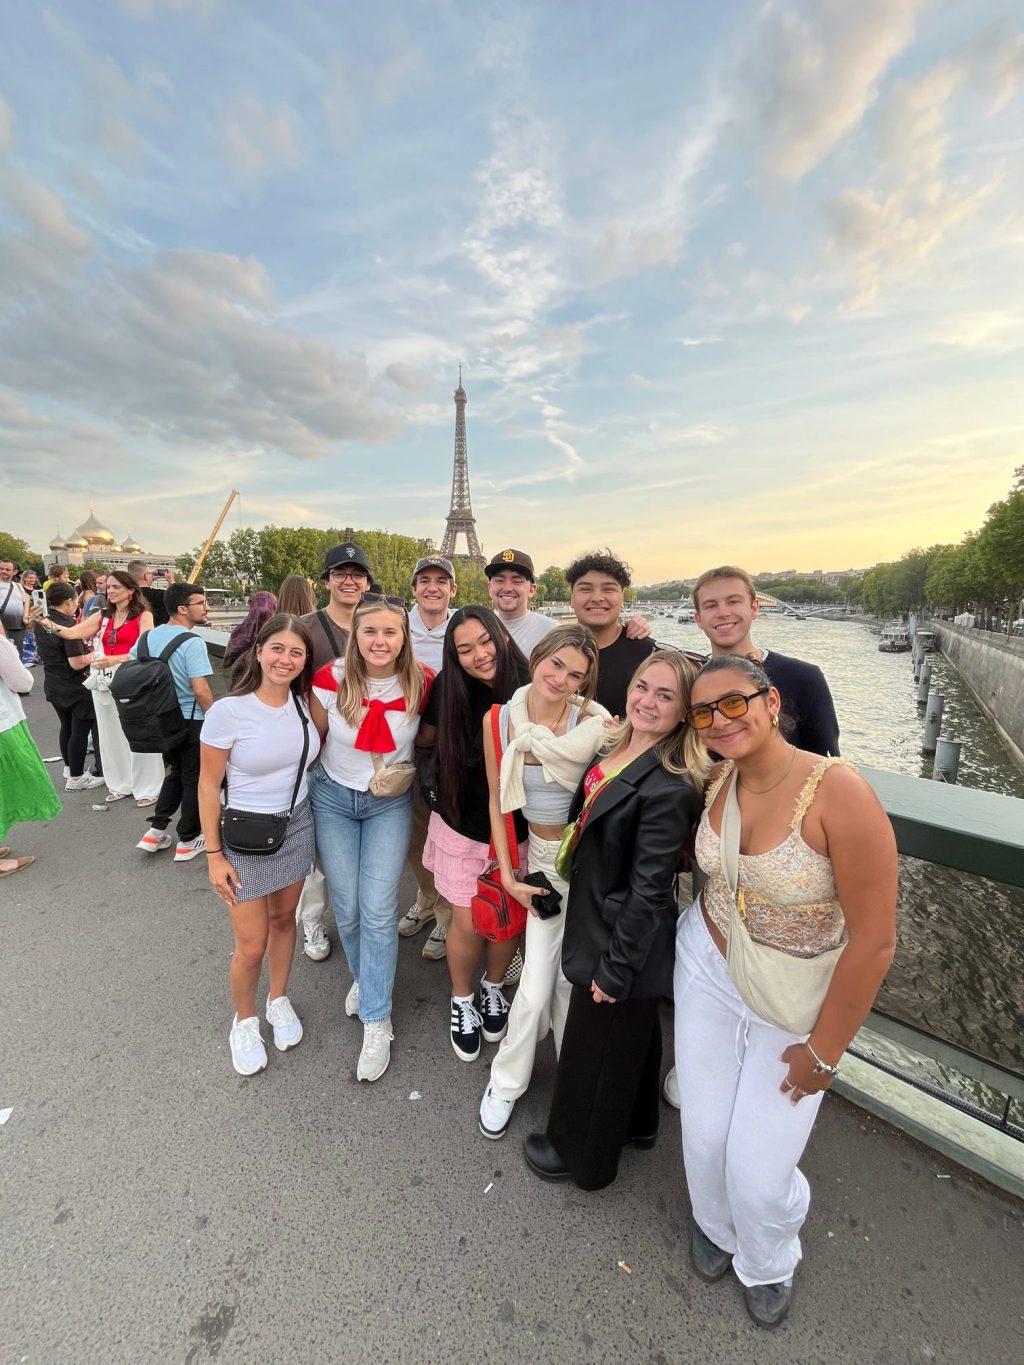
[328,569,368,582]
[360,592,407,609]
[685,687,770,730]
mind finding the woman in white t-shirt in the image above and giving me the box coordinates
[309,592,433,1084]
[198,613,322,1077]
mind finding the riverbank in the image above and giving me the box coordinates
[928,620,1024,771]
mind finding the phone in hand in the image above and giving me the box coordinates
[521,870,563,919]
[31,588,48,618]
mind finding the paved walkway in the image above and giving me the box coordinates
[3,691,1023,1363]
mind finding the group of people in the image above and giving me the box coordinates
[1,540,899,1329]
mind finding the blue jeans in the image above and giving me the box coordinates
[309,765,414,1024]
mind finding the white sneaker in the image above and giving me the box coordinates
[266,995,303,1051]
[303,922,331,961]
[398,901,436,937]
[229,1014,268,1076]
[65,773,105,791]
[174,834,206,862]
[137,829,173,854]
[421,921,448,961]
[62,764,70,780]
[357,1018,393,1082]
[479,1082,515,1139]
[345,980,360,1018]
[663,1064,680,1110]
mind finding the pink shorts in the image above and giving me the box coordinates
[423,810,528,909]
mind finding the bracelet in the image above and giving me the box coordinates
[205,848,224,855]
[804,1040,841,1078]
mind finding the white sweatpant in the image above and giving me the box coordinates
[92,685,165,802]
[488,833,571,1103]
[673,901,824,1287]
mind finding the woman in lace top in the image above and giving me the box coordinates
[674,655,897,1329]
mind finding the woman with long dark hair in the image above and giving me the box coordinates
[417,607,529,1060]
[198,613,321,1076]
[37,570,162,805]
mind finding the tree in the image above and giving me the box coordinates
[453,560,490,609]
[538,565,570,603]
[0,532,33,567]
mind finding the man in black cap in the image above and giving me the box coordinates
[301,542,373,673]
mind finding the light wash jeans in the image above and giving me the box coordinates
[309,765,414,1025]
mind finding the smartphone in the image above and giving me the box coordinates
[31,588,48,618]
[521,870,563,919]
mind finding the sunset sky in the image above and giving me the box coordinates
[2,1,1022,580]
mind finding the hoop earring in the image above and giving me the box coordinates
[771,713,780,728]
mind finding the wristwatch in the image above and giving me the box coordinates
[805,1041,841,1079]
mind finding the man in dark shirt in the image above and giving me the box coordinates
[127,560,172,627]
[692,565,839,756]
[300,541,372,672]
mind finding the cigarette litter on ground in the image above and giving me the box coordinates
[0,1108,12,1125]
[617,1261,632,1274]
[935,1173,951,1179]
[43,756,62,763]
[408,1091,421,1101]
[91,805,110,812]
[484,1182,493,1194]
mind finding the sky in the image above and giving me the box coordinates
[1,1,1022,582]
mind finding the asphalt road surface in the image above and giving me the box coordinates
[2,689,1023,1363]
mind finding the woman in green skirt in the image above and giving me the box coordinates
[0,623,61,876]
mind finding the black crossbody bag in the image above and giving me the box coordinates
[221,694,310,856]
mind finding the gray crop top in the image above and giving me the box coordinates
[499,702,583,825]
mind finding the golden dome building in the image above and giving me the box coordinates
[43,509,181,577]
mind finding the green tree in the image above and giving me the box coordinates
[453,560,490,608]
[0,531,34,566]
[538,565,570,603]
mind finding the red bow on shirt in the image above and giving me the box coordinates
[354,697,408,754]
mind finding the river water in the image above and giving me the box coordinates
[649,613,1024,1090]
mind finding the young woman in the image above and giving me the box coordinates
[477,624,610,1140]
[523,651,703,1190]
[308,593,433,1083]
[276,575,317,618]
[222,591,278,673]
[199,614,321,1077]
[0,621,61,876]
[19,569,41,665]
[37,571,163,805]
[675,656,897,1328]
[34,582,104,791]
[417,606,530,1060]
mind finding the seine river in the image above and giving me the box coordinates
[649,612,1024,1087]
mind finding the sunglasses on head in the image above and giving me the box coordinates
[685,687,770,730]
[359,591,407,610]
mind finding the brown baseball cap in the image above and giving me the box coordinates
[485,548,535,580]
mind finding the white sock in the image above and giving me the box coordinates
[480,978,503,993]
[452,993,473,1005]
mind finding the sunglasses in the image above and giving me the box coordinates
[685,687,770,730]
[359,591,407,610]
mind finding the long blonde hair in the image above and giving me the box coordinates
[599,649,707,782]
[336,598,425,727]
[528,623,600,709]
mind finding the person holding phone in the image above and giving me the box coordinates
[477,625,610,1140]
[522,651,703,1190]
[34,582,104,790]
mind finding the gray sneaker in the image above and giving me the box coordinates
[421,921,448,961]
[745,1279,793,1329]
[357,1018,393,1082]
[689,1224,732,1283]
[398,902,436,937]
[303,922,331,962]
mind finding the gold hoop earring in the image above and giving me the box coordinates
[771,714,780,727]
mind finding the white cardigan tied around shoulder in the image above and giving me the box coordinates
[498,684,610,814]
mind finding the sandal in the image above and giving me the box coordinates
[0,856,34,877]
[136,797,157,808]
[0,845,8,858]
[105,791,129,803]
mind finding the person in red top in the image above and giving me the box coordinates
[307,592,434,1084]
[37,571,165,804]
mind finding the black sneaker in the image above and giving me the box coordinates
[479,981,511,1043]
[450,996,482,1061]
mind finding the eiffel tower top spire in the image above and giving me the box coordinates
[440,369,484,564]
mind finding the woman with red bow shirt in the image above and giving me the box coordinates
[309,592,433,1083]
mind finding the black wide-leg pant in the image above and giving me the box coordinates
[545,983,662,1190]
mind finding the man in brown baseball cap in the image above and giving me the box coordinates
[485,548,557,654]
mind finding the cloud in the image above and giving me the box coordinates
[0,171,92,295]
[0,97,11,154]
[878,60,967,179]
[748,0,924,181]
[222,96,302,181]
[117,0,216,17]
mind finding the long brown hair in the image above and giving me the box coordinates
[230,614,315,699]
[528,623,600,709]
[102,570,147,621]
[277,574,316,616]
[336,599,425,726]
[599,649,704,780]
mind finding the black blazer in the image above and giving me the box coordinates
[560,749,702,1001]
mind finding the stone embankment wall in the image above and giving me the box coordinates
[929,621,1024,768]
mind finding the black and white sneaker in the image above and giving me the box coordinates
[450,996,483,1061]
[479,980,511,1043]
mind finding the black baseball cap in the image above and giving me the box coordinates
[485,548,535,580]
[322,543,372,579]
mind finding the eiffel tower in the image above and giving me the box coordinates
[440,367,485,564]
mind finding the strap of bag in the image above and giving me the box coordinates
[0,583,13,620]
[489,704,519,873]
[317,609,344,661]
[718,767,741,907]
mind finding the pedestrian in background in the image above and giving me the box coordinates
[222,590,278,675]
[34,582,103,791]
[276,575,316,618]
[0,620,61,877]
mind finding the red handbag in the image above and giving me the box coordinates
[471,705,527,943]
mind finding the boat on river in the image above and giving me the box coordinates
[879,623,911,652]
[915,629,938,653]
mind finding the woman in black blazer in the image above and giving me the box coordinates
[523,650,704,1190]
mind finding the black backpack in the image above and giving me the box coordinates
[110,631,196,753]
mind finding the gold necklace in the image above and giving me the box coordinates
[738,745,797,795]
[527,693,569,731]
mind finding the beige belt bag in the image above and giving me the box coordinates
[719,769,845,1036]
[368,752,416,799]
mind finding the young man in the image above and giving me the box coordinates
[0,561,27,658]
[485,549,557,654]
[692,565,840,755]
[128,561,174,627]
[400,555,457,960]
[133,583,214,861]
[301,542,372,672]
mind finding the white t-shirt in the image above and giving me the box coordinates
[201,692,321,813]
[408,604,453,673]
[502,610,557,656]
[0,580,25,631]
[0,636,32,734]
[311,662,427,792]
